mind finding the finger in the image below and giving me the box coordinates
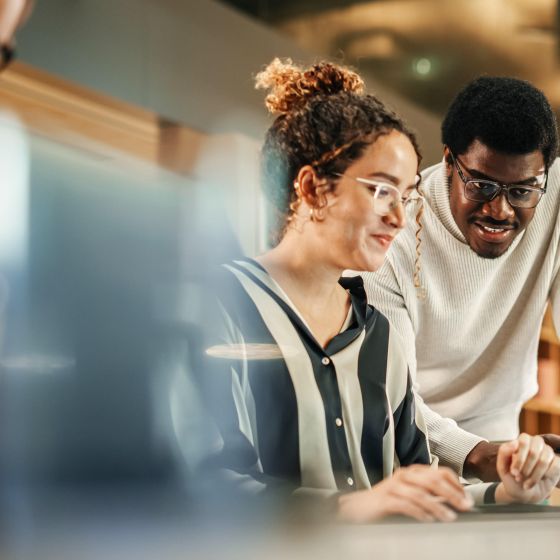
[391,484,457,522]
[544,456,560,487]
[386,496,436,523]
[436,467,466,492]
[497,440,517,479]
[403,465,463,492]
[523,445,555,490]
[519,435,545,479]
[403,470,471,511]
[511,433,531,478]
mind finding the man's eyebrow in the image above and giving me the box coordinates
[464,165,545,185]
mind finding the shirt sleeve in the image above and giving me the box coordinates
[393,370,432,467]
[196,293,339,512]
[362,261,484,476]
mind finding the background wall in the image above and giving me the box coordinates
[15,0,443,254]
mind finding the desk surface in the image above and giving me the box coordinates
[1,489,559,560]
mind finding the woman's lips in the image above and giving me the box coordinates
[371,234,394,248]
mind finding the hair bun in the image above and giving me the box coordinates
[255,58,365,115]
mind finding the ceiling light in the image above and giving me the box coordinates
[413,57,432,76]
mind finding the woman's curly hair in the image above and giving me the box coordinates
[256,58,425,291]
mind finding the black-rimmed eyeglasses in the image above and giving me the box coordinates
[449,150,547,210]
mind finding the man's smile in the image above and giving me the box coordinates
[469,217,517,244]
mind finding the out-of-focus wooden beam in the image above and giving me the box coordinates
[0,61,208,176]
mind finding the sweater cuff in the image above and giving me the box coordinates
[429,429,485,476]
[464,482,498,506]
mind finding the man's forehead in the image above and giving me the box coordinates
[458,140,546,181]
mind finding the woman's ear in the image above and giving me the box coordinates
[295,165,321,206]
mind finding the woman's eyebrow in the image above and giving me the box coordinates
[363,171,399,185]
[362,171,418,190]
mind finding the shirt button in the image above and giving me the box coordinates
[347,477,354,487]
[321,357,330,365]
[335,417,343,427]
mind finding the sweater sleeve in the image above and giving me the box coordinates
[549,266,560,336]
[362,261,484,476]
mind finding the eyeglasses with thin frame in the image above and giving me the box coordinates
[334,172,422,217]
[449,150,547,209]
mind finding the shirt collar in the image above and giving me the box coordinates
[230,258,370,355]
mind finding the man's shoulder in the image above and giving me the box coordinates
[419,161,445,189]
[527,157,560,228]
[543,157,560,196]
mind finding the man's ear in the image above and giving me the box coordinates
[443,146,455,176]
[443,146,453,165]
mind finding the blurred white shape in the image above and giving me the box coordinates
[0,353,75,374]
[205,343,296,360]
[0,111,30,266]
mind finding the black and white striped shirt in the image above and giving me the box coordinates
[202,259,431,497]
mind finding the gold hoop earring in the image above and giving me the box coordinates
[284,179,305,232]
[314,206,326,221]
[309,205,326,222]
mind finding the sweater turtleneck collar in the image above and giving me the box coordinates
[426,160,467,243]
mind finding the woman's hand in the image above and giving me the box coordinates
[337,464,473,523]
[496,433,560,504]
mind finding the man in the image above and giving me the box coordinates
[0,0,33,70]
[363,76,560,481]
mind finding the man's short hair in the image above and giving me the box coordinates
[442,76,559,168]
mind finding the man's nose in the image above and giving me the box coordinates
[481,192,515,221]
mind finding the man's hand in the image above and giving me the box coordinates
[338,465,473,523]
[463,433,560,482]
[541,433,560,454]
[463,441,500,481]
[495,434,560,504]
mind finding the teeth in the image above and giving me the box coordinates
[481,226,505,233]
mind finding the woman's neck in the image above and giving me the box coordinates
[255,230,350,348]
[257,230,343,300]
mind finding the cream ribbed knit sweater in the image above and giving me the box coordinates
[362,159,560,474]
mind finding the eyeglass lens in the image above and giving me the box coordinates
[464,180,543,209]
[374,185,409,216]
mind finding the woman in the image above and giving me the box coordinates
[203,59,560,522]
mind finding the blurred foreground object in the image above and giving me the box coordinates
[0,0,33,69]
[0,110,243,555]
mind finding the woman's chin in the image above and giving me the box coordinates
[349,255,385,274]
